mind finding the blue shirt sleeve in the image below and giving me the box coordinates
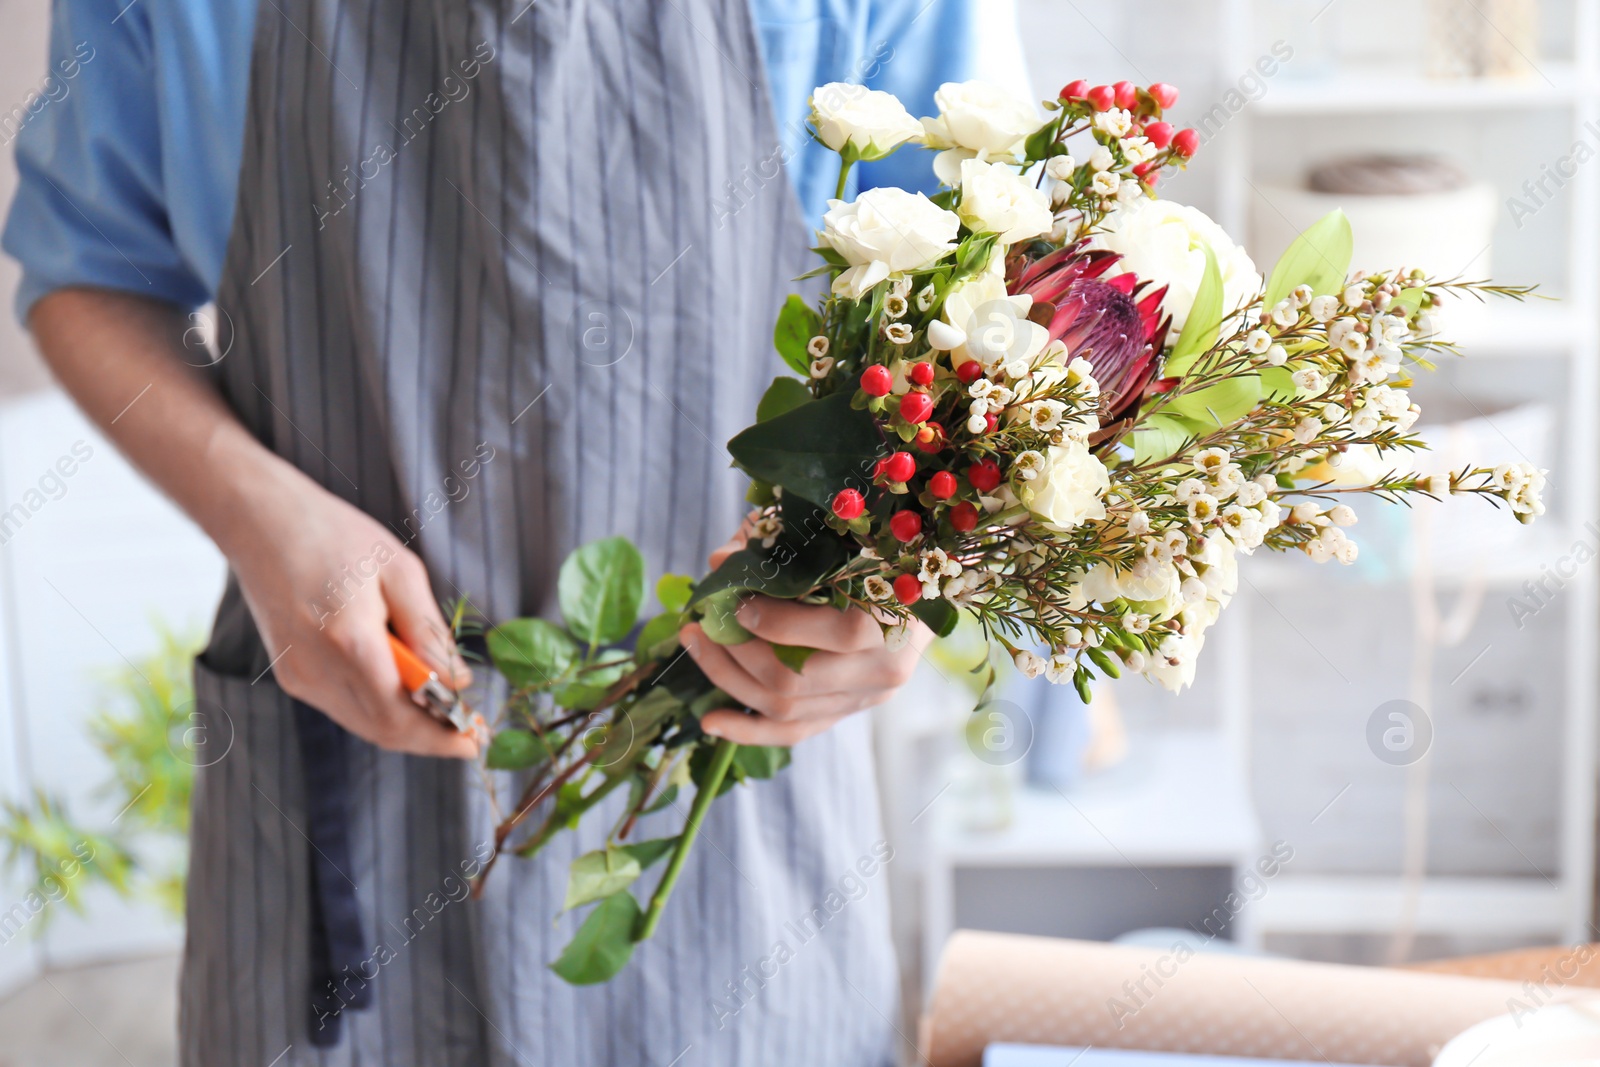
[3,0,211,321]
[854,0,977,198]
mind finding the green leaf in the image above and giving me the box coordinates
[1165,243,1223,376]
[487,618,578,689]
[558,537,647,647]
[655,574,695,614]
[774,294,821,376]
[733,745,792,779]
[1133,413,1200,465]
[549,891,641,985]
[756,377,813,423]
[1263,209,1353,309]
[726,389,882,510]
[564,847,642,910]
[697,589,753,645]
[690,500,851,604]
[641,783,679,814]
[1164,371,1263,432]
[1260,366,1297,402]
[619,836,679,870]
[554,682,610,711]
[770,643,818,674]
[635,612,683,661]
[485,729,551,771]
[1388,287,1426,317]
[1086,645,1121,679]
[910,597,959,638]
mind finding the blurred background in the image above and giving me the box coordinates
[0,0,1596,1064]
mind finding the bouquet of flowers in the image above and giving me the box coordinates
[464,77,1541,983]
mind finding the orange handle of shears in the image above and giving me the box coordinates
[387,632,440,693]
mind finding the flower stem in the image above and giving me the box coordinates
[834,160,853,201]
[634,737,738,942]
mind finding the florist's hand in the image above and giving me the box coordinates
[680,523,932,746]
[228,472,479,759]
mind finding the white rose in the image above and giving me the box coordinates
[957,158,1053,246]
[940,256,1048,371]
[819,188,960,300]
[1089,198,1261,333]
[1025,438,1109,532]
[921,80,1044,185]
[808,82,924,161]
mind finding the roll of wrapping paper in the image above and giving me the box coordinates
[921,932,1597,1067]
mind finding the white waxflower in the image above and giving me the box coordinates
[807,335,830,358]
[1342,284,1366,308]
[1027,399,1067,431]
[988,384,1015,408]
[1045,155,1077,181]
[1235,481,1267,507]
[1122,649,1147,673]
[1127,509,1152,536]
[1244,329,1272,355]
[1328,504,1358,527]
[1264,343,1288,367]
[916,284,938,313]
[1289,502,1320,524]
[968,378,995,399]
[752,513,784,548]
[1124,613,1151,634]
[1145,632,1200,693]
[1175,478,1209,503]
[1044,652,1075,685]
[884,322,914,346]
[1291,367,1327,396]
[1333,537,1359,564]
[957,158,1054,246]
[1180,576,1208,604]
[809,356,835,379]
[1050,180,1074,209]
[1308,295,1339,322]
[1024,438,1110,532]
[920,80,1044,184]
[1004,357,1031,380]
[1089,198,1261,333]
[863,575,893,602]
[1088,145,1114,172]
[1210,464,1245,499]
[1011,449,1046,481]
[1162,529,1189,557]
[884,294,909,320]
[1291,284,1315,308]
[1013,649,1046,679]
[1062,627,1086,649]
[1292,415,1322,444]
[1091,171,1121,197]
[968,397,991,418]
[1269,301,1298,328]
[1093,107,1133,137]
[1187,494,1220,524]
[1193,447,1232,475]
[1416,473,1449,495]
[809,83,924,160]
[1123,137,1157,165]
[820,188,961,299]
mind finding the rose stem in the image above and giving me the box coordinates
[634,737,738,942]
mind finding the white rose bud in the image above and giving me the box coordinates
[957,158,1054,246]
[819,188,961,300]
[809,83,925,161]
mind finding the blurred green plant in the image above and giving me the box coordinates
[0,626,199,929]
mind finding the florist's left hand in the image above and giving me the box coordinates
[681,522,933,746]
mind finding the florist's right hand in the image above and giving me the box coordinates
[227,475,479,759]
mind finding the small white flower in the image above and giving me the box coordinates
[1308,295,1339,322]
[1193,447,1231,475]
[916,284,938,313]
[1187,494,1220,523]
[809,356,835,379]
[1124,613,1151,634]
[1180,576,1208,604]
[1028,399,1067,431]
[1291,284,1315,308]
[1045,155,1076,181]
[863,575,893,602]
[1092,171,1121,196]
[884,322,914,346]
[1333,537,1359,564]
[1004,357,1031,380]
[968,378,995,399]
[966,413,987,434]
[1342,284,1366,309]
[884,294,909,320]
[1093,107,1133,137]
[1044,652,1075,685]
[807,335,830,358]
[1162,529,1189,557]
[1050,180,1074,209]
[752,513,784,548]
[1012,449,1046,481]
[1175,478,1209,503]
[1127,509,1152,536]
[1088,145,1114,172]
[968,397,991,418]
[1416,473,1448,495]
[1123,137,1156,165]
[1291,367,1328,396]
[1244,329,1272,354]
[1270,301,1298,328]
[1292,415,1322,444]
[1122,649,1147,673]
[1290,502,1319,524]
[1328,504,1358,527]
[1062,627,1085,649]
[1013,649,1045,679]
[1235,482,1267,507]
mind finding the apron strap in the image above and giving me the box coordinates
[291,700,372,1046]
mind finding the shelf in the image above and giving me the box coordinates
[1251,875,1571,937]
[1253,62,1589,116]
[929,731,1261,868]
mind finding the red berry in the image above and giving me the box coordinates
[892,573,922,605]
[889,510,923,543]
[950,501,979,533]
[832,489,864,520]
[915,422,946,454]
[882,451,916,483]
[984,413,998,434]
[967,459,1002,493]
[908,361,935,387]
[1148,82,1179,109]
[929,471,957,500]
[1086,84,1116,111]
[860,364,893,397]
[1172,128,1200,158]
[1060,79,1089,101]
[954,360,984,384]
[1132,159,1155,178]
[1113,80,1138,110]
[899,391,933,424]
[1144,121,1173,149]
[1142,170,1160,187]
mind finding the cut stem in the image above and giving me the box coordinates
[634,737,738,942]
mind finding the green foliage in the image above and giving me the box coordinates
[564,847,643,910]
[731,745,790,780]
[726,389,881,510]
[558,536,647,649]
[1263,209,1352,308]
[910,597,959,639]
[487,618,578,690]
[769,643,817,673]
[697,589,754,645]
[654,574,695,614]
[485,729,550,771]
[549,890,640,985]
[1165,242,1223,375]
[773,294,822,377]
[755,376,813,423]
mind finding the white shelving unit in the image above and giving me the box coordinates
[1215,0,1600,948]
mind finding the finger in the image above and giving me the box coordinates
[340,626,479,759]
[380,551,472,689]
[700,708,849,746]
[722,636,913,698]
[735,596,884,654]
[684,625,896,721]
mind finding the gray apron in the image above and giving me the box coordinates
[179,0,899,1063]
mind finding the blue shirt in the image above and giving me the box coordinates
[3,0,979,321]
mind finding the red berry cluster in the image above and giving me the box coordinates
[1058,79,1198,166]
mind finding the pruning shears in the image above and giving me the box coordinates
[387,632,476,734]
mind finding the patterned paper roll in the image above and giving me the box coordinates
[921,932,1589,1067]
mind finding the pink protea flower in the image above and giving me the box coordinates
[1009,244,1171,438]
